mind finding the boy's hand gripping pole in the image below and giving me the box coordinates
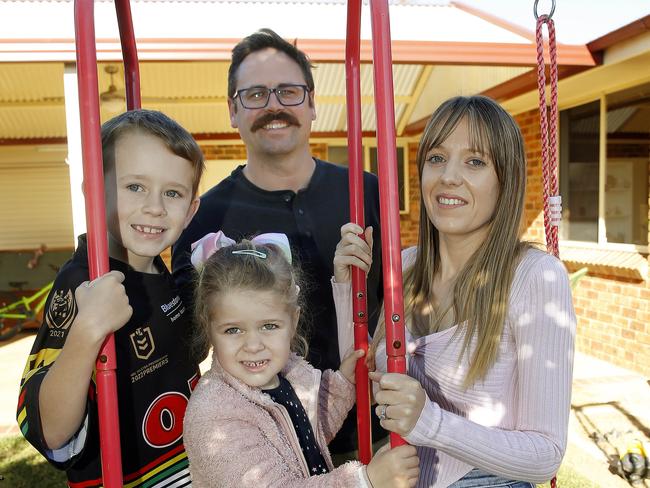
[345,0,372,464]
[369,0,408,448]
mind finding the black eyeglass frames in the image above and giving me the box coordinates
[233,84,309,109]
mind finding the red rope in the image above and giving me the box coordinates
[536,11,560,488]
[536,14,560,259]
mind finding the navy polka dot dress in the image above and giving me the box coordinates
[263,375,330,475]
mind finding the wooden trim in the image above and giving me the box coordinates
[0,137,67,146]
[587,14,650,53]
[480,65,591,102]
[193,131,377,141]
[403,64,595,136]
[0,246,74,254]
[1,38,597,66]
[402,117,430,137]
[1,132,380,145]
[397,65,432,136]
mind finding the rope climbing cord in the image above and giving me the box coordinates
[535,2,559,487]
[535,0,560,260]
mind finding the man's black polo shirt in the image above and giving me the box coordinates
[172,159,384,453]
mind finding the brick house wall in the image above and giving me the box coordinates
[515,109,650,377]
[199,142,328,161]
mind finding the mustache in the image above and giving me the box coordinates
[251,111,301,132]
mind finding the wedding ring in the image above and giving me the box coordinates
[378,404,388,421]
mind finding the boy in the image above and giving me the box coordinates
[17,109,204,487]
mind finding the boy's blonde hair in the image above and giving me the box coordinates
[101,109,205,198]
[193,240,308,359]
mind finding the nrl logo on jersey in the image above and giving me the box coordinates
[130,326,156,360]
[45,289,76,330]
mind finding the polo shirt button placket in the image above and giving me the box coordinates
[293,195,311,238]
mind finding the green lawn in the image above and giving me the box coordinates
[0,433,606,488]
[0,435,66,488]
[537,464,603,488]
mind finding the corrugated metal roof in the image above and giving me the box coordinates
[139,62,229,98]
[0,105,66,138]
[0,60,450,138]
[0,63,64,102]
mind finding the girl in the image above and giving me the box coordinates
[183,231,420,488]
[333,96,576,487]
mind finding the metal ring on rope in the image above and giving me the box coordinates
[534,0,555,20]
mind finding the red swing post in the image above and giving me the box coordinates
[345,0,372,464]
[73,0,141,486]
[369,0,408,448]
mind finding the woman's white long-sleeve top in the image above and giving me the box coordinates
[333,247,576,487]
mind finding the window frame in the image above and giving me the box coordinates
[326,137,411,215]
[559,93,649,254]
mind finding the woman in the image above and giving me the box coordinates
[333,95,576,487]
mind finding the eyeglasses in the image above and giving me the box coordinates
[233,84,309,109]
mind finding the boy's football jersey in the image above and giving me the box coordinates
[17,235,199,488]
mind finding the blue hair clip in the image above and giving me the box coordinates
[231,249,267,259]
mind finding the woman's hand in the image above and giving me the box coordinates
[338,348,365,383]
[333,223,373,283]
[370,371,426,437]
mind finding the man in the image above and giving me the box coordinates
[172,28,384,458]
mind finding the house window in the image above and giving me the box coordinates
[328,146,355,167]
[560,82,649,247]
[328,144,408,213]
[369,147,407,213]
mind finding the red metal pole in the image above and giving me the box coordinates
[74,1,123,486]
[369,0,407,448]
[345,0,372,464]
[115,0,141,110]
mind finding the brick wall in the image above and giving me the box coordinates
[516,108,650,377]
[516,110,546,242]
[200,142,328,162]
[201,144,247,160]
[572,275,650,376]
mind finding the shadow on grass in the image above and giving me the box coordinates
[0,435,66,488]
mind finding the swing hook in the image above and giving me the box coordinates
[534,0,555,20]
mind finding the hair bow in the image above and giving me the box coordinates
[190,230,292,269]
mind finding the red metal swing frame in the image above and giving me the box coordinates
[74,1,141,485]
[74,1,405,481]
[73,0,563,482]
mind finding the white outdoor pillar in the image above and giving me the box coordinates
[63,62,87,248]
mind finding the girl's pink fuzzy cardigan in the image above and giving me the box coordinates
[183,352,367,487]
